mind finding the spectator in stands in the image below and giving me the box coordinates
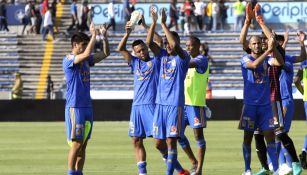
[42,5,55,41]
[11,72,23,99]
[29,0,37,34]
[34,1,42,34]
[182,0,194,35]
[21,1,31,35]
[46,74,54,100]
[0,0,9,32]
[123,0,131,23]
[211,0,220,31]
[200,42,213,63]
[219,0,228,31]
[108,0,116,31]
[40,0,48,33]
[168,0,178,31]
[130,0,136,13]
[194,0,205,31]
[250,0,257,29]
[233,0,245,31]
[51,0,59,32]
[205,0,213,31]
[80,1,89,32]
[66,0,78,33]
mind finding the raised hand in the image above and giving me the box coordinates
[125,21,132,34]
[99,23,108,37]
[151,6,158,23]
[89,22,96,35]
[160,8,167,25]
[297,31,305,44]
[268,34,276,52]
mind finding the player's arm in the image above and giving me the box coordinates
[146,7,161,56]
[160,8,186,59]
[116,22,132,63]
[93,24,110,63]
[282,31,289,49]
[74,22,96,64]
[141,14,163,48]
[294,31,307,63]
[240,2,253,51]
[294,69,304,95]
[245,37,274,69]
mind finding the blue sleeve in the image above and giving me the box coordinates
[191,56,208,74]
[179,50,191,66]
[63,55,75,70]
[282,62,292,72]
[241,56,252,68]
[128,56,137,73]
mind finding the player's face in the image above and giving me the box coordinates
[249,36,262,54]
[262,38,268,51]
[165,40,174,54]
[74,42,88,54]
[133,43,149,61]
[186,39,200,56]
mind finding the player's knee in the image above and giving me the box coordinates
[196,138,206,149]
[132,137,143,147]
[71,140,83,151]
[178,135,190,149]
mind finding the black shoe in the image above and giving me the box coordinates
[299,151,307,169]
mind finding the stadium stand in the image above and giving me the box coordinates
[1,1,304,99]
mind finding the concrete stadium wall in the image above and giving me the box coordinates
[0,99,306,121]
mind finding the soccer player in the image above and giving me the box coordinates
[253,4,303,175]
[149,8,190,175]
[63,23,110,175]
[294,58,307,170]
[177,36,209,175]
[276,32,306,174]
[116,8,163,175]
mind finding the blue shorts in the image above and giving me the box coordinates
[184,105,206,129]
[128,104,155,138]
[153,104,185,139]
[65,107,93,142]
[282,99,294,132]
[239,104,275,131]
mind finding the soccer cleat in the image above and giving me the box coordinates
[189,164,197,175]
[178,169,190,175]
[255,168,271,175]
[292,162,303,175]
[245,2,255,22]
[278,163,292,175]
[299,151,307,169]
[254,3,265,25]
[242,169,253,175]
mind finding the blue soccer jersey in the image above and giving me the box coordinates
[241,55,270,105]
[63,54,94,107]
[280,55,296,100]
[155,49,191,106]
[190,54,208,74]
[130,51,163,105]
[301,59,307,69]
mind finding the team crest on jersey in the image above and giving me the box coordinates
[162,57,176,79]
[76,128,82,136]
[170,126,177,135]
[66,54,75,60]
[147,61,152,68]
[194,117,201,127]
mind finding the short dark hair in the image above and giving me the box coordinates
[275,35,285,42]
[132,39,145,48]
[189,36,201,46]
[71,32,90,46]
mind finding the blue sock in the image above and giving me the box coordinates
[178,134,190,149]
[276,140,281,159]
[166,149,177,175]
[242,143,251,171]
[282,146,293,168]
[76,171,83,175]
[68,170,76,175]
[161,150,183,172]
[267,141,278,172]
[279,146,286,166]
[137,161,147,174]
[303,135,307,151]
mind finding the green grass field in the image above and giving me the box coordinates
[0,121,307,175]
